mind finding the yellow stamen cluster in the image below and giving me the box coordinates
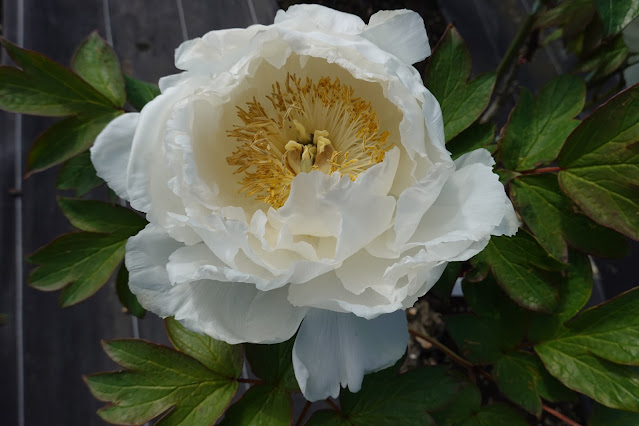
[226,73,392,208]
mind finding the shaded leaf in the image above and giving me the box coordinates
[125,74,161,111]
[72,31,125,107]
[446,314,507,364]
[220,385,291,426]
[116,264,145,318]
[528,251,594,342]
[590,403,639,425]
[56,151,104,196]
[578,35,629,81]
[558,85,639,241]
[494,351,575,415]
[511,174,629,260]
[85,339,238,425]
[446,122,496,160]
[325,366,462,425]
[430,379,481,426]
[473,231,563,313]
[57,197,146,235]
[425,26,496,141]
[165,317,242,379]
[0,38,117,116]
[305,410,354,426]
[26,110,121,174]
[594,0,639,35]
[430,261,461,300]
[246,337,298,392]
[28,232,126,307]
[472,404,529,426]
[500,75,585,171]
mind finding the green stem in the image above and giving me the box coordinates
[495,1,543,85]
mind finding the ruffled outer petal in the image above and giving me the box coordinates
[292,309,408,401]
[126,224,307,344]
[362,10,431,64]
[90,112,139,200]
[274,4,366,35]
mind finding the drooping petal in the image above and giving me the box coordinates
[292,309,408,401]
[90,112,139,200]
[362,10,430,64]
[126,224,307,344]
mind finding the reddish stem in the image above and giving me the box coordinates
[523,166,561,175]
[295,401,312,426]
[542,405,582,426]
[325,398,341,413]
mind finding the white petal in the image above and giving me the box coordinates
[126,225,307,344]
[454,148,496,169]
[362,10,430,64]
[292,309,408,401]
[287,270,401,319]
[90,113,139,200]
[274,4,365,35]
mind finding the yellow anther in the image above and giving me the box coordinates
[293,119,311,144]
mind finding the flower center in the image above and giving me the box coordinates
[227,74,392,208]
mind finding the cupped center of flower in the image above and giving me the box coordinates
[226,74,392,209]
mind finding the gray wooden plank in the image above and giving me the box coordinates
[17,1,132,424]
[0,0,20,422]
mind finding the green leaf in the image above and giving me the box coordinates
[536,0,595,30]
[446,122,496,160]
[56,151,105,196]
[245,337,297,391]
[431,379,528,426]
[28,232,126,307]
[558,85,639,241]
[125,74,161,111]
[165,317,242,379]
[500,75,585,171]
[528,251,594,342]
[85,339,238,425]
[474,231,563,313]
[57,197,146,235]
[511,174,630,260]
[590,403,639,425]
[578,35,629,80]
[594,0,639,35]
[425,26,496,141]
[26,110,122,174]
[447,276,527,364]
[305,410,352,426]
[494,352,547,415]
[219,385,291,426]
[324,366,462,425]
[72,31,126,107]
[536,340,639,411]
[536,288,639,411]
[472,404,529,426]
[446,314,508,364]
[430,379,481,425]
[0,314,7,326]
[116,264,145,318]
[0,38,118,116]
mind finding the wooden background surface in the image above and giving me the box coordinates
[0,0,636,424]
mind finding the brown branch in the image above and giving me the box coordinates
[542,405,582,426]
[408,328,474,369]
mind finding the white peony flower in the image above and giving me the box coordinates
[91,4,518,401]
